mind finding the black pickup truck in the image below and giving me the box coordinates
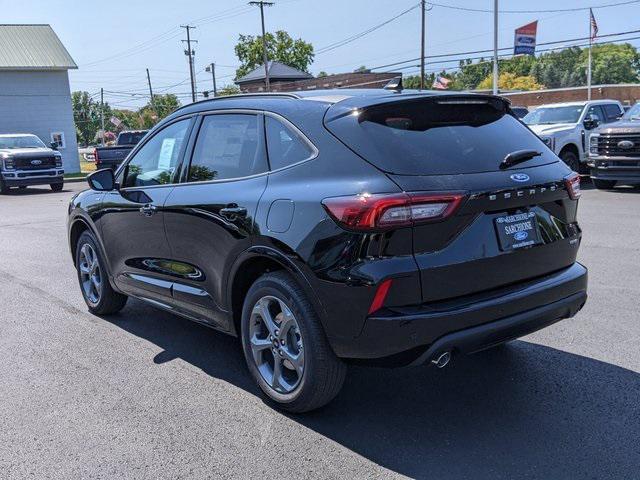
[94,130,148,170]
[0,134,64,193]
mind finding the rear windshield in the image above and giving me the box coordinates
[118,132,147,145]
[326,97,555,175]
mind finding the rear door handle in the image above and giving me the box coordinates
[219,206,247,219]
[139,204,158,217]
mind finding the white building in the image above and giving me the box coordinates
[0,24,80,172]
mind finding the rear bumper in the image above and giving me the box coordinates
[2,169,64,186]
[333,263,587,364]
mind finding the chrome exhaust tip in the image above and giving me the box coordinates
[431,351,451,369]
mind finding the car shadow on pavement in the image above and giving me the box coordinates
[107,300,640,480]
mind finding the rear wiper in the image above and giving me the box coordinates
[500,150,542,170]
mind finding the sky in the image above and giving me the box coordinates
[4,0,640,109]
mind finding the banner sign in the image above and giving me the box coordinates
[514,21,538,56]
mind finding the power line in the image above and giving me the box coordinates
[369,28,640,71]
[380,34,640,74]
[426,0,640,14]
[315,3,421,55]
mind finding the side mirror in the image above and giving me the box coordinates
[50,141,58,150]
[87,168,116,191]
[583,114,600,130]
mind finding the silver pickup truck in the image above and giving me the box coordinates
[0,134,64,194]
[588,102,640,189]
[523,100,624,172]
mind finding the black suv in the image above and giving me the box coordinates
[68,90,587,412]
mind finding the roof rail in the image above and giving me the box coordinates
[171,92,300,114]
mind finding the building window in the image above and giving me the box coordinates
[51,132,66,149]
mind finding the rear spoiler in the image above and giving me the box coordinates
[325,93,512,123]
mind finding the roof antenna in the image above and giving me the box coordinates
[383,76,403,92]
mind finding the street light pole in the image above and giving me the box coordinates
[249,1,274,92]
[492,0,499,95]
[420,0,426,90]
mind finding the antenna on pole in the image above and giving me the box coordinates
[181,25,198,102]
[249,1,275,92]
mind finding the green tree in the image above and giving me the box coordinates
[456,58,493,89]
[234,30,314,79]
[477,72,544,91]
[137,94,181,128]
[217,85,242,97]
[590,43,640,85]
[72,91,111,146]
[403,72,439,89]
[317,71,328,78]
[353,65,369,73]
[110,109,142,130]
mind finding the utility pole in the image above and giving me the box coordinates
[420,0,426,90]
[206,63,217,97]
[100,88,105,146]
[249,1,274,92]
[181,25,198,102]
[492,0,499,95]
[146,68,156,113]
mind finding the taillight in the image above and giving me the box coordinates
[93,149,99,164]
[322,192,464,231]
[564,172,581,200]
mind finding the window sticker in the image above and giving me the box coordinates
[158,138,176,170]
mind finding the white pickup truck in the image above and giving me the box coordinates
[523,100,624,172]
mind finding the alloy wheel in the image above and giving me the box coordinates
[79,243,102,305]
[249,295,304,394]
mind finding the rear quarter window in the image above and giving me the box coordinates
[326,98,558,175]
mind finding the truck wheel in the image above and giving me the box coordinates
[50,183,64,192]
[0,180,9,194]
[75,231,127,315]
[592,179,616,190]
[241,271,346,413]
[560,150,580,172]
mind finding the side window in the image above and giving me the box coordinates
[586,105,604,123]
[123,119,190,188]
[188,114,267,182]
[265,116,316,170]
[602,104,623,123]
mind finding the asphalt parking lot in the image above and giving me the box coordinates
[0,181,638,479]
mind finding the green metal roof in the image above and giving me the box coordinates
[0,24,77,70]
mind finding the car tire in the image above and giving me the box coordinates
[75,231,127,315]
[50,183,64,192]
[560,150,580,172]
[0,180,9,194]
[241,271,347,413]
[592,178,616,190]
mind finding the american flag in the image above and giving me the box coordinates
[590,8,599,40]
[432,75,452,90]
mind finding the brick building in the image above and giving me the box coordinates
[499,84,640,108]
[235,61,400,93]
